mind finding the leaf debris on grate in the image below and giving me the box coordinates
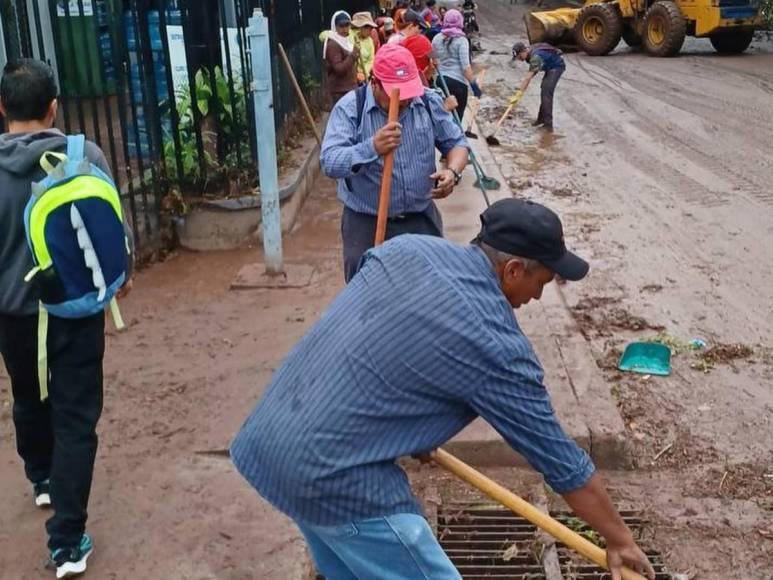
[438,505,672,579]
[438,505,546,579]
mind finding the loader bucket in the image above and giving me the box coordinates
[524,8,581,46]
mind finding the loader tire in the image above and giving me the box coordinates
[643,1,686,57]
[622,24,642,48]
[710,29,755,54]
[575,3,623,56]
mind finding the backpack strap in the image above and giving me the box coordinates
[355,84,369,128]
[37,303,49,401]
[420,91,433,124]
[109,297,126,331]
[66,134,86,162]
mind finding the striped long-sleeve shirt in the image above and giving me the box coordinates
[231,235,595,526]
[319,86,469,216]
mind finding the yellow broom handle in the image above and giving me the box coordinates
[431,449,647,580]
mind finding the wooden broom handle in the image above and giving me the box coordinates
[431,449,647,580]
[374,89,401,246]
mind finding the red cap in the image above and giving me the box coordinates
[372,44,425,101]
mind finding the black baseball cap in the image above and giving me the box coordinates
[512,42,528,58]
[403,9,428,28]
[477,198,589,281]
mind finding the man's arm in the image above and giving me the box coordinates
[520,69,538,93]
[519,54,542,93]
[564,475,656,580]
[432,145,468,199]
[426,91,469,157]
[320,98,380,179]
[469,353,654,580]
[425,91,469,198]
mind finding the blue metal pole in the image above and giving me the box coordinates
[248,8,283,275]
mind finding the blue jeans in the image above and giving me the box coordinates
[297,514,461,579]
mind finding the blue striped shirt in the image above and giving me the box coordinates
[319,86,469,216]
[231,235,595,526]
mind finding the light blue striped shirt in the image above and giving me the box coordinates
[231,235,595,526]
[320,86,469,216]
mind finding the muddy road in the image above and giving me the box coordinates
[470,1,773,576]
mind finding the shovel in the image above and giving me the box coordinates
[485,90,524,146]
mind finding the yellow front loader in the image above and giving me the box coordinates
[525,0,764,56]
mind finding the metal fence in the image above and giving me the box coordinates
[0,0,376,253]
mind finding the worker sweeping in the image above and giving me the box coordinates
[511,41,565,132]
[319,44,469,283]
[231,198,656,580]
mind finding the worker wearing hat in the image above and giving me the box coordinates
[232,198,656,580]
[351,12,379,81]
[320,43,470,282]
[512,41,566,132]
[377,16,396,44]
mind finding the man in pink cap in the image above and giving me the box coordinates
[321,43,469,282]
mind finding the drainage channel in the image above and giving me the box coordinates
[437,505,672,579]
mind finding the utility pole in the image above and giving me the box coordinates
[230,7,315,290]
[248,7,282,275]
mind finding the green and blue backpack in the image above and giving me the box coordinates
[23,134,130,320]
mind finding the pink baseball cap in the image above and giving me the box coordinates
[372,44,425,101]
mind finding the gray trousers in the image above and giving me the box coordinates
[537,68,564,128]
[341,203,443,283]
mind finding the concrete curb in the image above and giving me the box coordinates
[440,119,630,470]
[177,119,325,252]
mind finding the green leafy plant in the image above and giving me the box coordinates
[162,66,250,184]
[300,72,320,94]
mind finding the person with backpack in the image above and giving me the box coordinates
[0,59,133,578]
[512,41,566,132]
[320,44,469,282]
[432,9,483,130]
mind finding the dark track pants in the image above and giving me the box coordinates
[0,311,105,551]
[537,68,564,128]
[341,203,444,282]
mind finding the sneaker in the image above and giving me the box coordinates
[50,534,93,579]
[34,480,51,508]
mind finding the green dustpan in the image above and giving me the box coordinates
[618,342,671,376]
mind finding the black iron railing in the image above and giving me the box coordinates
[0,0,376,252]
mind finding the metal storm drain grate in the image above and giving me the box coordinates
[554,511,670,580]
[437,505,671,579]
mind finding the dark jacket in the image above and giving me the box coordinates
[325,40,357,96]
[0,129,133,316]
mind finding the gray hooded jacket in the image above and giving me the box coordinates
[0,129,133,316]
